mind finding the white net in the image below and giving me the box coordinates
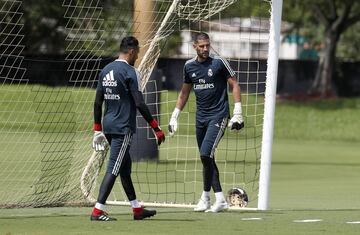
[0,0,272,209]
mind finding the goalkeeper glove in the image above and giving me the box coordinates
[149,119,165,145]
[228,102,244,131]
[168,108,180,137]
[92,126,108,152]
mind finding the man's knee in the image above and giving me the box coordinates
[119,169,131,178]
[200,156,213,168]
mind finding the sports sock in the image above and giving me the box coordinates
[130,199,141,208]
[201,191,210,201]
[215,192,226,202]
[95,202,106,211]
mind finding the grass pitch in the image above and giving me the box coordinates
[1,85,360,234]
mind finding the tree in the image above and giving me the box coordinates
[282,0,360,97]
[224,0,360,97]
[310,0,360,96]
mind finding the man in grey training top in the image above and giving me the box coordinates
[91,36,165,221]
[168,32,244,213]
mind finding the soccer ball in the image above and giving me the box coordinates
[227,187,248,208]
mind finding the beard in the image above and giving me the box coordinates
[129,58,136,66]
[198,51,209,60]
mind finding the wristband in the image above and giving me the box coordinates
[93,123,102,131]
[233,102,242,115]
[171,107,181,119]
[149,119,159,129]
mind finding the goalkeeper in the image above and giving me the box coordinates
[91,36,165,221]
[168,32,244,213]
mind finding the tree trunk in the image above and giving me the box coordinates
[311,30,339,97]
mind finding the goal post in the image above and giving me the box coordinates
[0,0,283,210]
[258,0,283,210]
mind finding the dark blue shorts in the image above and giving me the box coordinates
[105,133,133,176]
[196,117,228,158]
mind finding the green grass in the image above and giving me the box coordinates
[1,207,360,235]
[1,85,360,234]
[274,99,360,142]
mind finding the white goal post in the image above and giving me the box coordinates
[258,0,283,210]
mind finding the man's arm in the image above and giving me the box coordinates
[168,83,192,137]
[130,90,156,123]
[92,88,108,151]
[130,90,165,145]
[93,88,104,130]
[227,77,244,131]
[175,83,192,110]
[227,76,241,103]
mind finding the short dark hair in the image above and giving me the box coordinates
[120,36,139,53]
[193,32,210,43]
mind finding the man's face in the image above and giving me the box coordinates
[129,47,139,66]
[193,38,210,60]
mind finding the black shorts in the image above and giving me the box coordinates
[105,133,133,176]
[196,117,228,158]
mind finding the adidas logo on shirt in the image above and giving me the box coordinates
[102,70,117,87]
[192,73,196,78]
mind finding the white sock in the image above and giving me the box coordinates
[215,192,225,202]
[130,199,141,208]
[95,202,106,211]
[201,191,210,201]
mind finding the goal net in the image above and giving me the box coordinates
[0,0,280,209]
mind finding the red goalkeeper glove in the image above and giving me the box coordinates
[149,119,165,146]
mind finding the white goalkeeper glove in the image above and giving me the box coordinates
[168,107,180,137]
[228,102,244,131]
[92,131,108,152]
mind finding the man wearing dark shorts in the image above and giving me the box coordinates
[91,36,165,221]
[168,32,244,213]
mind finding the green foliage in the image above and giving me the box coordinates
[282,0,360,59]
[337,22,360,60]
[282,1,323,44]
[12,0,133,55]
[4,0,360,59]
[220,0,270,18]
[21,0,66,54]
[100,0,133,55]
[160,32,183,58]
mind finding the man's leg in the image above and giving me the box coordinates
[211,158,222,193]
[91,134,118,221]
[199,118,229,212]
[201,156,214,193]
[116,134,156,220]
[193,122,211,211]
[211,158,228,209]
